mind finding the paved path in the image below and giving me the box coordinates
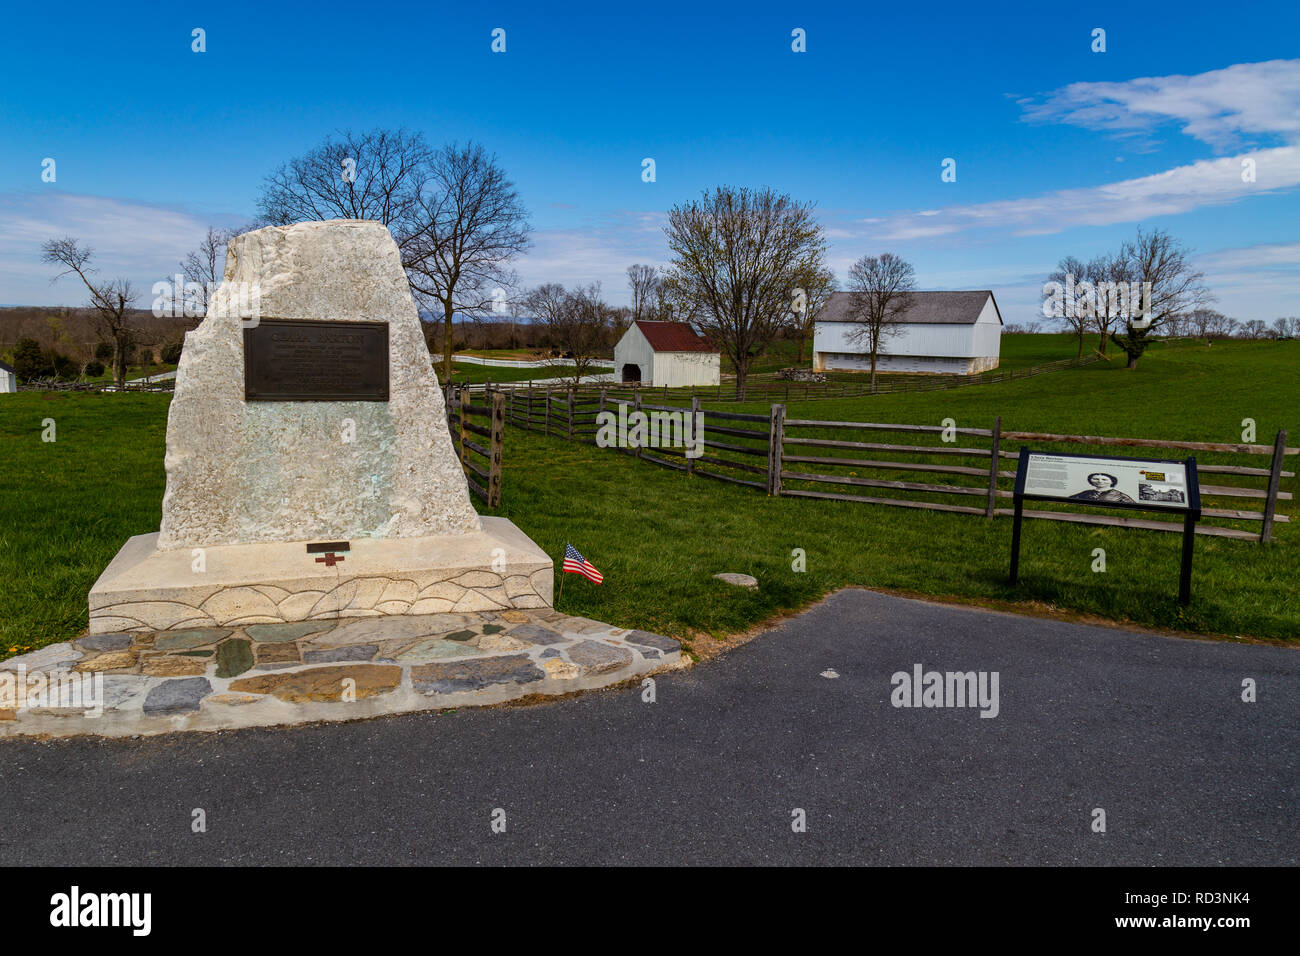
[1,590,1294,865]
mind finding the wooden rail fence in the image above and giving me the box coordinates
[495,384,1296,543]
[444,384,505,507]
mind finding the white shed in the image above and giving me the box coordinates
[813,290,1003,375]
[0,359,16,393]
[613,320,720,387]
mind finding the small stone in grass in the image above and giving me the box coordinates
[713,572,758,590]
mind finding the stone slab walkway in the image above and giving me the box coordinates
[0,609,682,738]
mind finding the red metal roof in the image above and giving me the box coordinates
[633,320,713,353]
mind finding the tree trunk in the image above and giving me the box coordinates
[1098,330,1108,355]
[796,334,806,365]
[114,335,127,388]
[1076,333,1084,359]
[442,299,454,385]
[735,359,747,402]
[1127,353,1139,369]
[870,353,878,394]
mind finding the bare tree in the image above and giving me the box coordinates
[608,304,634,341]
[1211,314,1240,342]
[1240,319,1267,340]
[662,186,826,400]
[178,226,236,318]
[1046,255,1092,358]
[788,263,836,365]
[527,282,611,383]
[1188,308,1222,340]
[845,253,916,392]
[41,238,139,387]
[256,128,430,239]
[1089,252,1132,355]
[1113,227,1212,369]
[1162,312,1188,338]
[1273,317,1299,339]
[627,264,661,322]
[524,283,567,327]
[405,142,532,384]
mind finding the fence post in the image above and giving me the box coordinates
[1261,428,1288,543]
[544,389,551,435]
[599,388,606,418]
[489,391,505,507]
[986,415,1001,519]
[567,387,575,439]
[458,386,469,472]
[633,391,643,459]
[687,395,700,478]
[769,403,785,496]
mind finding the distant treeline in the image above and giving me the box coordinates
[0,306,195,368]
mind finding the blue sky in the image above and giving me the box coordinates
[3,0,1299,323]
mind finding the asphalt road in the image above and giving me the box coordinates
[1,589,1295,865]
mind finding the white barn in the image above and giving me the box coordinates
[813,291,1003,375]
[613,320,720,387]
[0,359,16,393]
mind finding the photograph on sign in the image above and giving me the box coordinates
[1022,453,1189,508]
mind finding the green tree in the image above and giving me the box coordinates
[662,185,827,400]
[1113,228,1212,369]
[11,338,46,381]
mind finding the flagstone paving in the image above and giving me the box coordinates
[0,609,682,738]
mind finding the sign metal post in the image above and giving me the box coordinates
[1009,448,1202,606]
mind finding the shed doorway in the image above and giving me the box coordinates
[621,363,642,384]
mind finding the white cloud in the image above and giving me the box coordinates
[1196,239,1300,272]
[859,146,1300,242]
[1019,59,1300,151]
[0,190,671,309]
[844,61,1300,246]
[1193,240,1300,318]
[0,191,224,305]
[514,210,670,304]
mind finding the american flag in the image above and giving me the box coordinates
[562,543,604,584]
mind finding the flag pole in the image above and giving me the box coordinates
[557,546,566,606]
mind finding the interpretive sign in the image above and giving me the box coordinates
[1020,451,1194,510]
[244,318,389,401]
[1010,448,1202,605]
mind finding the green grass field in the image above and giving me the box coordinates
[1,336,1295,658]
[443,359,613,386]
[723,331,1104,379]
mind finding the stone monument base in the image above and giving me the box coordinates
[88,517,553,634]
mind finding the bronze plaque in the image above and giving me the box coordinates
[244,319,389,401]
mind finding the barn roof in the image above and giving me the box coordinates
[0,359,14,373]
[633,320,714,352]
[816,290,1002,326]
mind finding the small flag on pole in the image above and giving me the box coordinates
[562,543,604,584]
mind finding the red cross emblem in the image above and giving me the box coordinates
[314,552,344,567]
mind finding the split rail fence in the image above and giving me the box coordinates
[444,384,505,508]
[495,384,1296,543]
